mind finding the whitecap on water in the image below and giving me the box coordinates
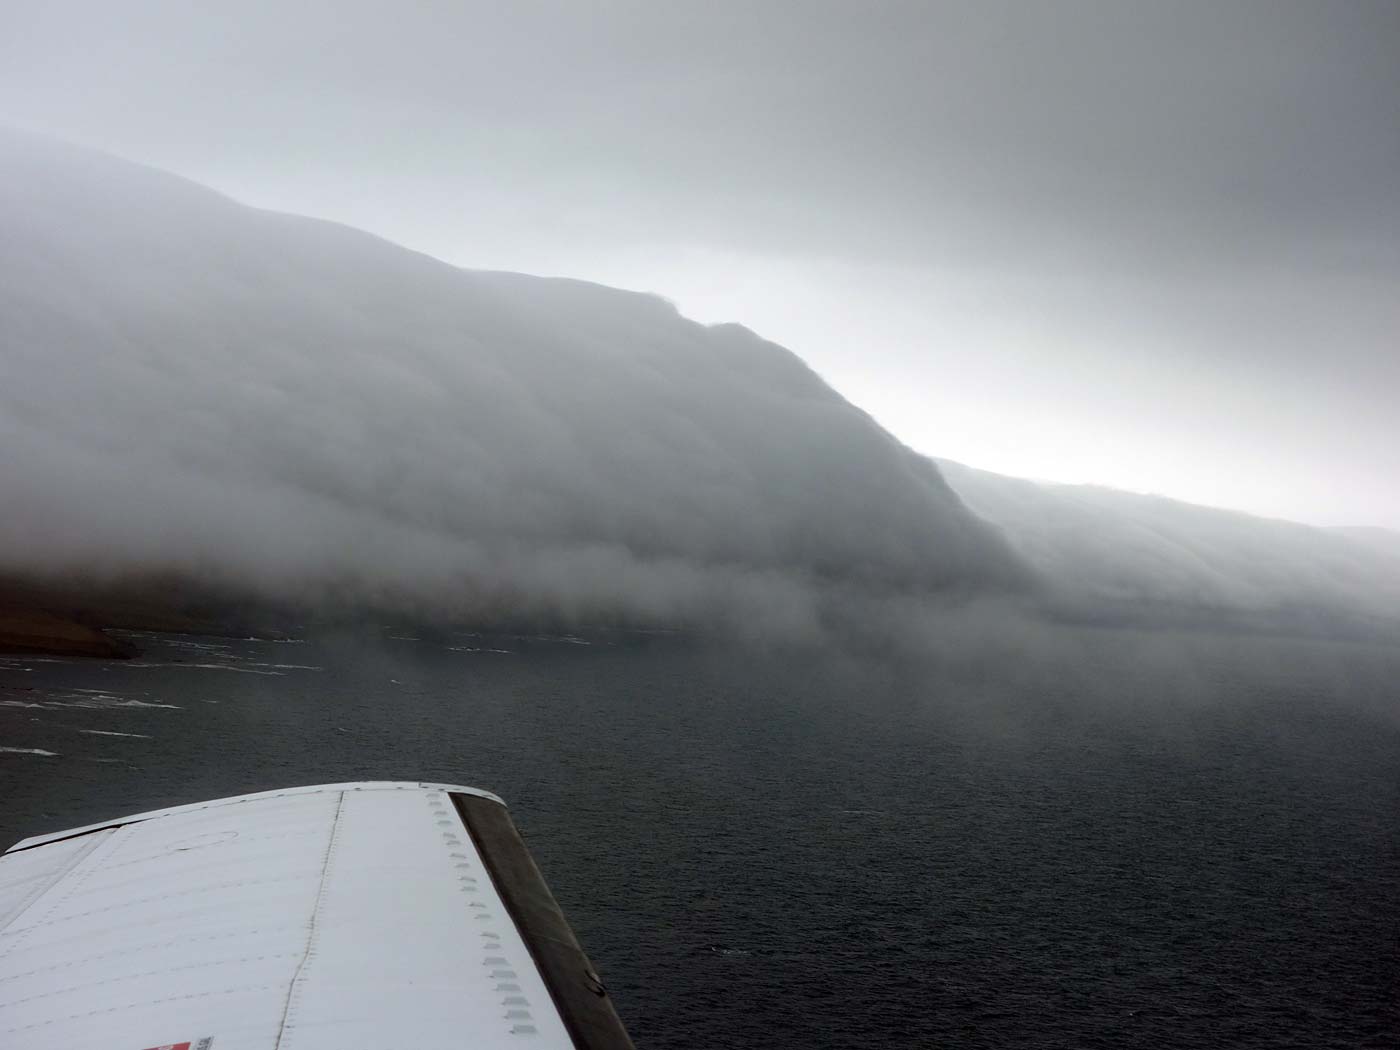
[38,694,182,711]
[124,661,285,676]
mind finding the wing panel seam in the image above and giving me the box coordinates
[272,790,344,1050]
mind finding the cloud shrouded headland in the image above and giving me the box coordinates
[0,129,1024,633]
[937,459,1400,637]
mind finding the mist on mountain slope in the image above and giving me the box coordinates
[937,458,1400,637]
[0,129,1023,636]
[1332,526,1400,565]
[4,129,1398,644]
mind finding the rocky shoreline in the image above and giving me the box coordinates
[0,605,136,659]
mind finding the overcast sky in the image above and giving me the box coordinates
[3,1,1397,527]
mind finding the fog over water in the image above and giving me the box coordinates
[1,128,1020,636]
[4,128,1400,643]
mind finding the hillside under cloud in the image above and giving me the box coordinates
[0,129,1022,634]
[4,129,1398,643]
[938,459,1400,638]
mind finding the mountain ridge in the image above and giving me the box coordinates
[936,457,1400,639]
[1,127,1024,638]
[4,127,1396,645]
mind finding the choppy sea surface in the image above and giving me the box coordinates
[2,625,1398,1049]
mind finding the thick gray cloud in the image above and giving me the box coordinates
[938,458,1400,635]
[0,129,1022,634]
[1,1,1395,526]
[4,128,1399,643]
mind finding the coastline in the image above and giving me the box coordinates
[0,605,136,659]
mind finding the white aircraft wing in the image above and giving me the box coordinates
[0,781,633,1050]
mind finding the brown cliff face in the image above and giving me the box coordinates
[0,605,136,659]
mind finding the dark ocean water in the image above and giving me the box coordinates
[2,625,1398,1048]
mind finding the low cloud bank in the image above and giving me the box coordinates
[1,129,1022,635]
[938,459,1400,639]
[4,129,1396,645]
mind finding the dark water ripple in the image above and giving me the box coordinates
[2,627,1398,1048]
